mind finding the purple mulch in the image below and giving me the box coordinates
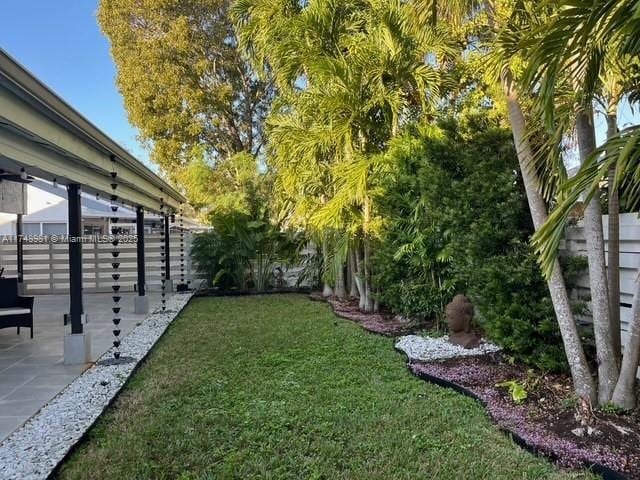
[410,361,628,475]
[314,294,417,336]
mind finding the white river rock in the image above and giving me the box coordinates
[0,292,194,480]
[395,334,500,362]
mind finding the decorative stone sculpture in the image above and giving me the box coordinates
[445,294,480,349]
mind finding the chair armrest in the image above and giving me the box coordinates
[16,296,35,311]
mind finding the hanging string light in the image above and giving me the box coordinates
[110,161,122,360]
[159,195,167,312]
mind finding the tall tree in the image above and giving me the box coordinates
[525,0,640,408]
[98,0,272,206]
[575,103,618,404]
[599,56,630,365]
[234,0,449,311]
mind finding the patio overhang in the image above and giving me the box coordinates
[0,48,186,211]
[0,48,189,366]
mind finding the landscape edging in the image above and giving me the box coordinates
[396,350,628,480]
[18,293,625,479]
[310,294,416,337]
[319,291,628,479]
[46,293,195,479]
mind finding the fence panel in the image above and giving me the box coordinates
[563,213,640,344]
[0,233,195,295]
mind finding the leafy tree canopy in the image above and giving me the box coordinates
[98,0,272,206]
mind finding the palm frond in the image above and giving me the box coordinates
[533,125,640,278]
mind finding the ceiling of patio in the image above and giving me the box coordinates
[0,48,186,213]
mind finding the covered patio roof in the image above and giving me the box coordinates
[0,48,186,212]
[0,48,192,371]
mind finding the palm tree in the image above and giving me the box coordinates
[524,0,640,408]
[576,103,619,405]
[234,0,448,311]
[599,60,627,365]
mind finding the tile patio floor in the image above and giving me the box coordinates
[0,292,161,441]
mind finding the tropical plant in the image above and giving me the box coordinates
[234,0,454,311]
[191,210,300,291]
[372,114,572,370]
[189,151,300,291]
[373,125,455,320]
[191,230,227,288]
[496,380,528,404]
[416,0,597,407]
[599,56,631,365]
[191,216,251,289]
[520,0,640,408]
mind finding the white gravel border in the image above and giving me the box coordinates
[0,292,194,480]
[395,334,500,362]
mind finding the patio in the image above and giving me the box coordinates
[0,291,161,441]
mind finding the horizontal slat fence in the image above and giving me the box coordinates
[563,213,640,344]
[0,234,195,295]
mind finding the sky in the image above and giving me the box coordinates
[0,1,152,167]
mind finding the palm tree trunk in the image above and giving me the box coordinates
[361,196,374,313]
[505,84,597,403]
[349,247,360,298]
[345,245,353,295]
[609,109,640,409]
[321,239,333,298]
[355,244,366,310]
[606,110,621,365]
[575,108,619,404]
[334,258,347,298]
[611,274,640,409]
[362,238,374,313]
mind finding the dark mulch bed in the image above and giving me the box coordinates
[410,355,640,479]
[309,293,419,336]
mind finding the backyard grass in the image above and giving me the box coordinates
[56,295,596,480]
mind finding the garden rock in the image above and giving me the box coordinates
[395,334,500,362]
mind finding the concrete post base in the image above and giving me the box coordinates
[163,279,174,293]
[64,313,88,326]
[134,295,149,314]
[64,333,91,365]
[17,281,25,295]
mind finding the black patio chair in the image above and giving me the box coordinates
[0,277,34,338]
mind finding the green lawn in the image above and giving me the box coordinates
[57,295,595,479]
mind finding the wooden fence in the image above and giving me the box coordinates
[0,233,195,295]
[564,213,640,343]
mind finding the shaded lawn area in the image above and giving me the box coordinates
[57,295,596,480]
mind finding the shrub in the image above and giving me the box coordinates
[374,114,571,371]
[465,244,566,371]
[191,211,300,291]
[189,152,302,291]
[372,125,457,320]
